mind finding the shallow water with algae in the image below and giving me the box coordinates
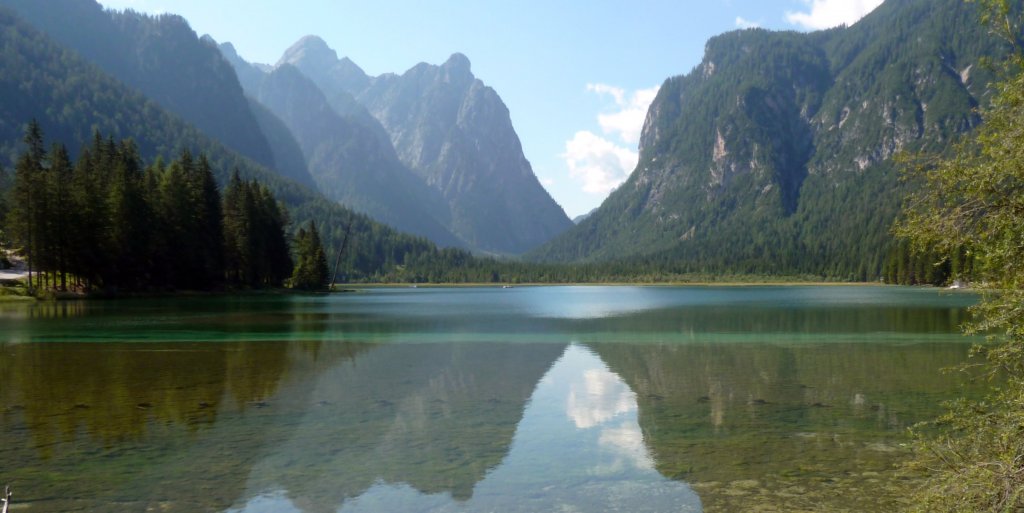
[0,286,981,511]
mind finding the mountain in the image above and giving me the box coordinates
[279,36,573,255]
[243,96,318,188]
[219,44,463,247]
[246,342,568,506]
[530,0,1007,280]
[573,208,597,225]
[254,65,463,247]
[0,0,281,171]
[0,5,471,282]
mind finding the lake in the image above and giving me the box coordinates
[0,285,980,512]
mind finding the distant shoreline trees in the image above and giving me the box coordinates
[4,123,328,293]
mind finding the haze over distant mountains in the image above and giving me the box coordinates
[2,0,572,256]
[220,35,573,255]
[0,0,484,282]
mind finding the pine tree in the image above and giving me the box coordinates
[221,174,292,288]
[191,154,224,288]
[48,144,72,291]
[107,140,152,290]
[11,120,46,290]
[222,170,247,286]
[253,183,292,287]
[291,220,329,291]
[4,127,305,292]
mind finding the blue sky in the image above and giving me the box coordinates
[97,0,883,218]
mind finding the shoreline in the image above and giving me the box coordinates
[340,281,919,289]
[0,277,970,302]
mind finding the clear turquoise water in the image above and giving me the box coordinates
[0,286,981,511]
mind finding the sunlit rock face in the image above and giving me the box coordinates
[529,0,1000,278]
[280,37,573,255]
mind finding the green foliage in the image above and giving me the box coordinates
[222,171,293,288]
[897,2,1024,509]
[290,221,329,291]
[4,127,292,292]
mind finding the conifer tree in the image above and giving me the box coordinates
[222,170,247,286]
[48,143,72,290]
[193,154,224,287]
[291,220,329,291]
[11,120,46,290]
[3,127,301,293]
[107,140,151,289]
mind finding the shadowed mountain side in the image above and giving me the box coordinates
[230,342,569,512]
[280,36,573,255]
[252,65,464,248]
[0,7,300,198]
[246,97,317,188]
[0,0,277,171]
[219,43,464,249]
[589,341,981,512]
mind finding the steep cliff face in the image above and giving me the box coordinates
[281,38,573,255]
[531,0,1004,279]
[239,62,463,248]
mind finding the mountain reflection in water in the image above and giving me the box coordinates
[225,345,699,513]
[0,287,979,512]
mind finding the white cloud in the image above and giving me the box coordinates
[563,131,636,196]
[586,83,626,106]
[566,367,637,429]
[599,422,654,470]
[586,83,659,145]
[562,84,659,197]
[539,176,555,187]
[785,0,883,30]
[735,16,761,29]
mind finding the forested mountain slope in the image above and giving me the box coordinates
[0,0,283,172]
[531,0,1008,280]
[0,7,468,282]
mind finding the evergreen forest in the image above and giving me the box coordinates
[4,123,325,293]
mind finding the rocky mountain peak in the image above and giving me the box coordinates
[442,52,473,85]
[217,39,240,60]
[278,36,370,94]
[444,52,471,72]
[337,56,367,78]
[279,35,339,69]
